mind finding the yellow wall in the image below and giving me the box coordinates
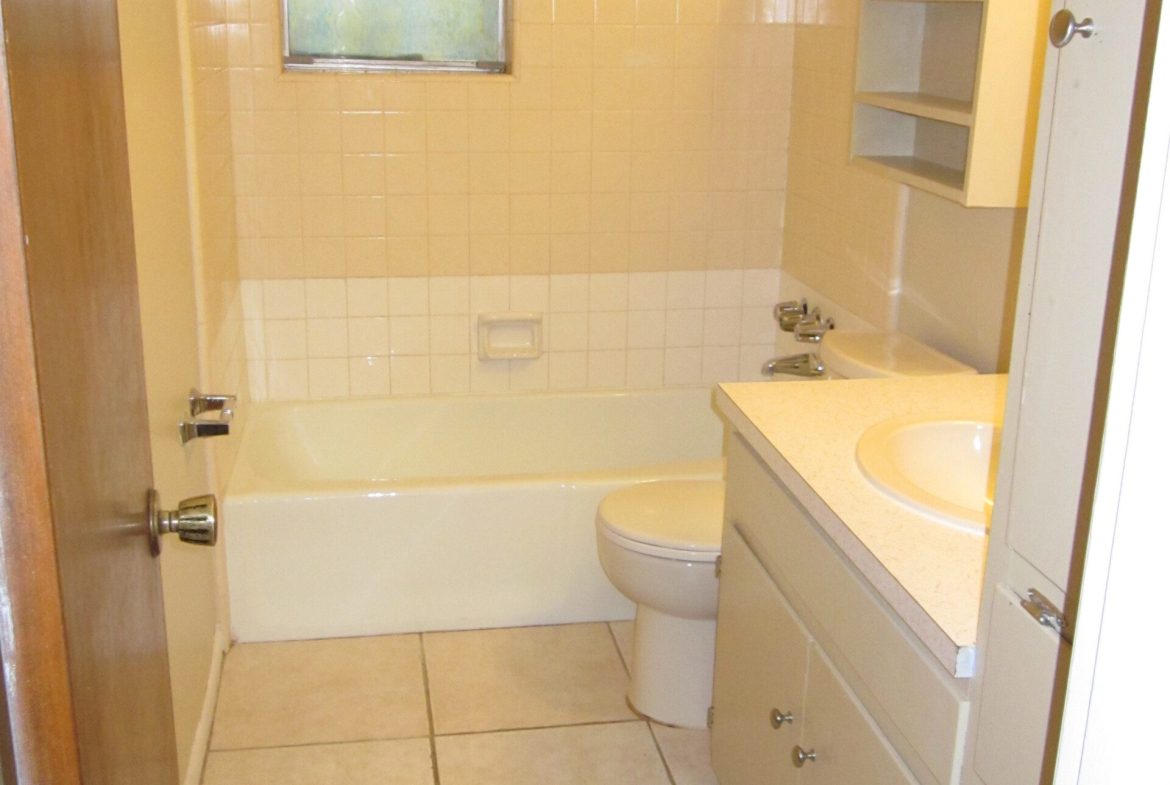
[189,0,250,448]
[116,0,223,778]
[899,191,1025,372]
[781,0,1024,370]
[211,0,793,279]
[782,0,904,329]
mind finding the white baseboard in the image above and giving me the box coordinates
[183,625,229,785]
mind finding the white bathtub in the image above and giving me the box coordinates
[224,387,726,642]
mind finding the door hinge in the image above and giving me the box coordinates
[1021,588,1073,644]
[714,555,722,579]
[707,705,715,728]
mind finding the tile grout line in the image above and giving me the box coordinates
[647,722,680,785]
[208,735,433,755]
[606,621,632,676]
[607,622,679,785]
[434,718,647,739]
[207,717,653,755]
[418,632,442,785]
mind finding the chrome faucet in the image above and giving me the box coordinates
[774,299,808,332]
[761,353,825,378]
[180,388,236,444]
[793,307,834,343]
[180,419,231,442]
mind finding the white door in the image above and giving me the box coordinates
[1001,0,1150,598]
[964,2,1153,784]
[1052,1,1170,779]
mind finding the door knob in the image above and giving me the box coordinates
[792,746,817,767]
[147,489,217,555]
[1049,10,1096,48]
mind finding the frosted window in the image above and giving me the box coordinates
[283,0,506,73]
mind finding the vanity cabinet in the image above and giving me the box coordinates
[713,529,917,785]
[850,0,1046,206]
[711,434,970,785]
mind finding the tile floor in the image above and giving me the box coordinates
[202,621,719,785]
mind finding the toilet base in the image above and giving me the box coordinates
[627,605,717,728]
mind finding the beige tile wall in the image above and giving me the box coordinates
[211,0,796,398]
[244,269,781,399]
[190,0,249,430]
[225,0,794,281]
[780,0,904,330]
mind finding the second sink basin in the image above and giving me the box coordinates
[855,417,1000,533]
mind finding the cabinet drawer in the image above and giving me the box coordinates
[726,434,968,785]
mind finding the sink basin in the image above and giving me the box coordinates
[855,418,1000,533]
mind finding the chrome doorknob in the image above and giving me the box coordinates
[1050,10,1096,48]
[148,489,217,555]
[792,746,817,767]
[770,708,795,728]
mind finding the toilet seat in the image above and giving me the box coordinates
[596,480,724,563]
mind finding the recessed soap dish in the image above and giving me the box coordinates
[477,312,543,360]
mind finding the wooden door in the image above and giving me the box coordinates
[0,0,179,782]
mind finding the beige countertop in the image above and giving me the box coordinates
[715,374,1008,677]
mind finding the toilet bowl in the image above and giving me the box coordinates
[595,480,723,728]
[595,329,976,728]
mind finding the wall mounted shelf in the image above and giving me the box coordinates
[850,0,1047,208]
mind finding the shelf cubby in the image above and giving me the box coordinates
[849,0,1047,207]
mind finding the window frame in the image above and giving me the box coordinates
[280,0,508,74]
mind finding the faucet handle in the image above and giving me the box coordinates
[189,388,236,417]
[794,311,834,343]
[774,299,808,332]
[180,419,231,444]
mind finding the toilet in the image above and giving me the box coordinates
[594,329,976,728]
[596,480,724,728]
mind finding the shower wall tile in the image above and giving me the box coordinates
[244,268,779,399]
[779,0,903,328]
[218,0,791,287]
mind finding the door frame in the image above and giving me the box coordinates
[0,13,84,781]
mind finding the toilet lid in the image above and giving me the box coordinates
[597,480,725,555]
[821,330,977,378]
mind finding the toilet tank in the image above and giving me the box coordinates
[820,331,977,379]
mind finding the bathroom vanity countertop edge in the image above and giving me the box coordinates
[715,374,1006,678]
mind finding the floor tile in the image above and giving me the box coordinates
[424,623,635,734]
[651,726,718,785]
[436,722,671,785]
[210,635,429,750]
[202,739,433,785]
[609,620,634,673]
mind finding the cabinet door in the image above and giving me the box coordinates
[972,587,1069,785]
[801,647,919,785]
[711,528,812,785]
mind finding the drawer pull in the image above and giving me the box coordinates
[770,709,794,728]
[792,746,817,767]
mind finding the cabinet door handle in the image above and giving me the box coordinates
[770,708,794,728]
[1049,9,1096,48]
[792,746,817,767]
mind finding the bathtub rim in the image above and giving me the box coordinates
[227,385,727,497]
